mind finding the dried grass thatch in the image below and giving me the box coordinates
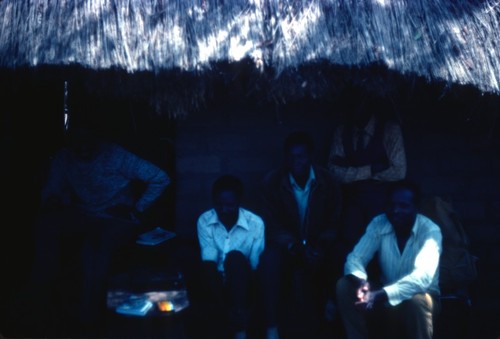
[0,0,499,116]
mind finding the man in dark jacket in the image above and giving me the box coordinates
[258,131,341,339]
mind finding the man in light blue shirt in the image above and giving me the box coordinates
[336,179,442,339]
[197,174,265,339]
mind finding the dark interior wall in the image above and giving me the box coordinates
[1,69,65,289]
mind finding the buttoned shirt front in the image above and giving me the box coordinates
[197,207,265,272]
[289,167,315,226]
[344,213,442,306]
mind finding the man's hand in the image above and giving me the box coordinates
[355,281,387,311]
[106,204,141,222]
[355,280,370,304]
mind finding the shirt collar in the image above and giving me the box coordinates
[289,166,315,190]
[382,213,421,235]
[207,208,250,230]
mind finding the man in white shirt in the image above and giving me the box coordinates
[197,174,265,339]
[336,179,442,339]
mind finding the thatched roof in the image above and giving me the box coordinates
[0,0,499,115]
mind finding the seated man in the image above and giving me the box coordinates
[197,174,265,339]
[258,131,341,339]
[336,179,442,339]
[29,124,171,336]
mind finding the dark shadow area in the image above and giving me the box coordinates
[0,66,177,338]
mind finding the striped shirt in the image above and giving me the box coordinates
[344,213,442,306]
[42,142,170,216]
[197,207,265,272]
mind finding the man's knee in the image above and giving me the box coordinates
[336,275,358,298]
[402,293,434,316]
[395,293,435,339]
[224,250,251,275]
[225,250,247,265]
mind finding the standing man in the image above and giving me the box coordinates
[328,88,407,260]
[258,131,341,339]
[30,124,171,336]
[197,174,265,339]
[336,179,442,339]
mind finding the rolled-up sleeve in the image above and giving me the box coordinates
[197,217,218,264]
[119,147,170,212]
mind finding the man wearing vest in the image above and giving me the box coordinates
[328,88,407,263]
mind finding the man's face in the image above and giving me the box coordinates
[386,188,417,231]
[214,190,240,228]
[286,144,311,179]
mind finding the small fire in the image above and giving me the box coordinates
[158,300,174,312]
